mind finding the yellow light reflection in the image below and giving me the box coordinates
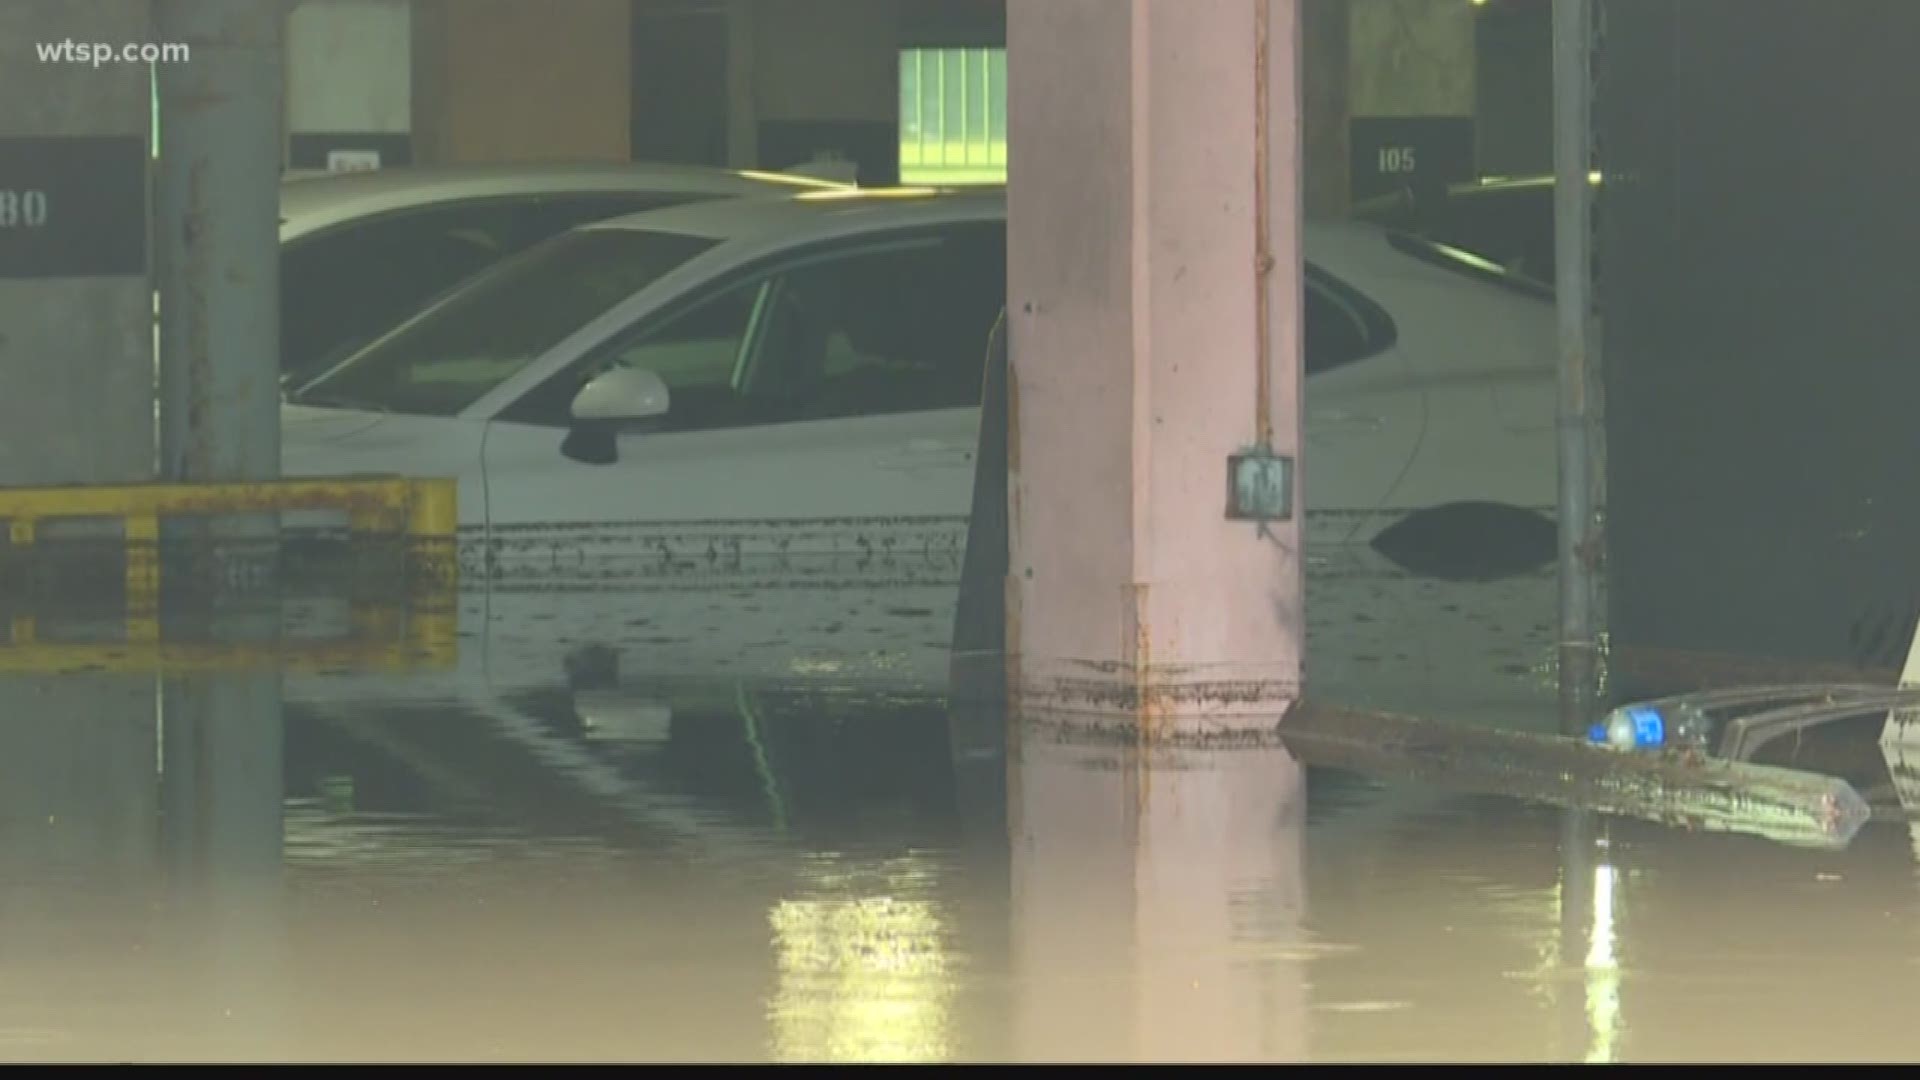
[794,187,943,203]
[768,858,956,1063]
[1585,863,1622,1064]
[734,169,850,191]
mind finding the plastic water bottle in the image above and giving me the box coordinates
[1587,701,1714,752]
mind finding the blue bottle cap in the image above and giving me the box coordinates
[1622,704,1666,749]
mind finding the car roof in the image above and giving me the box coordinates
[580,185,1003,244]
[583,185,1413,288]
[278,162,849,240]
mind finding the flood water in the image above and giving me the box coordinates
[5,654,1920,1063]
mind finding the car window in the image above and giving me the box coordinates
[500,225,1007,432]
[1304,267,1398,376]
[753,229,1005,422]
[280,194,710,386]
[281,202,527,384]
[291,228,719,417]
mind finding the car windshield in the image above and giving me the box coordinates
[291,228,719,417]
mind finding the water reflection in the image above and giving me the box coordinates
[1556,812,1621,1064]
[769,853,957,1063]
[9,640,1920,1060]
[1011,737,1308,1062]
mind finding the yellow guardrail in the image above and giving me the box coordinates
[0,475,454,542]
[0,475,457,665]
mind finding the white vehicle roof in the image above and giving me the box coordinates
[278,162,850,242]
[579,185,1486,301]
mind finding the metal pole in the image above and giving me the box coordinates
[1553,0,1600,735]
[155,0,283,487]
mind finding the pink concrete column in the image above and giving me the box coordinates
[1006,0,1306,738]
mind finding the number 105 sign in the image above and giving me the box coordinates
[0,135,147,279]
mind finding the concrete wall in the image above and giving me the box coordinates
[740,0,901,183]
[287,0,412,169]
[1303,0,1352,217]
[750,0,899,124]
[412,0,631,163]
[1601,0,1920,685]
[0,0,154,487]
[1473,0,1551,176]
[1349,0,1476,117]
[1341,0,1480,202]
[0,0,162,905]
[288,0,410,135]
[404,0,900,171]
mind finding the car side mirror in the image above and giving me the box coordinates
[570,366,670,424]
[563,367,670,466]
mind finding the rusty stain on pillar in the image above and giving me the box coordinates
[156,0,283,487]
[1005,0,1306,743]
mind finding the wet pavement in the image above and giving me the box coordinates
[5,647,1920,1063]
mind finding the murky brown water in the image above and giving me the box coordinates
[3,671,1918,1063]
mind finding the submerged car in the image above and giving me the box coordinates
[275,162,850,385]
[283,188,1556,580]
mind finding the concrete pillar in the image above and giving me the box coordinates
[1005,0,1305,738]
[286,0,412,171]
[155,0,285,486]
[1012,738,1308,1061]
[411,0,630,164]
[1347,0,1478,202]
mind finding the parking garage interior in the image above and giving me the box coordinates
[4,0,1920,1064]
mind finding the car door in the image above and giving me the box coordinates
[479,224,1006,589]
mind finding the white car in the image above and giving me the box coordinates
[286,188,1555,563]
[282,189,1560,710]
